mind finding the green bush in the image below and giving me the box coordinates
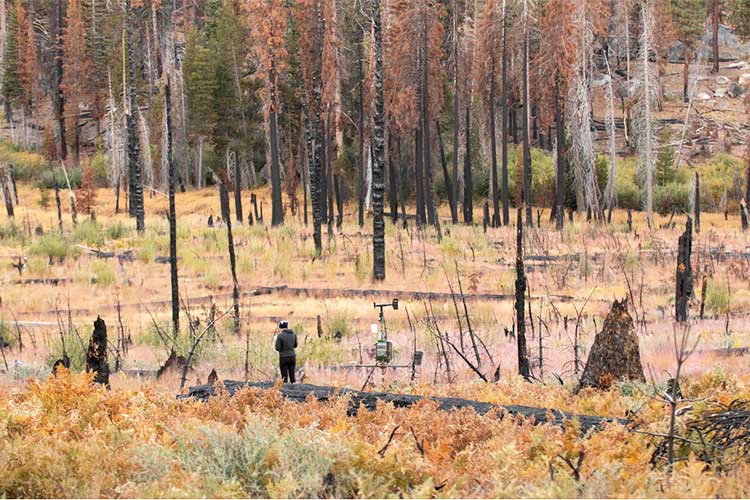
[91,261,116,286]
[706,278,730,314]
[46,332,87,371]
[0,221,22,242]
[0,140,50,180]
[698,154,742,212]
[106,221,130,240]
[30,233,70,262]
[653,181,690,216]
[72,219,104,246]
[616,181,642,210]
[326,310,352,338]
[38,167,82,190]
[89,150,111,187]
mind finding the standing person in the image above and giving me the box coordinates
[275,320,297,383]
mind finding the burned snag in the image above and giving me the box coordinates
[85,316,110,387]
[675,217,694,322]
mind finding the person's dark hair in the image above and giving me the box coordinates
[278,320,288,329]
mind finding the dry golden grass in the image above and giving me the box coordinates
[1,181,749,394]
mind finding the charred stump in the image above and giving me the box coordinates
[576,298,645,392]
[85,316,110,387]
[52,354,71,375]
[675,217,694,322]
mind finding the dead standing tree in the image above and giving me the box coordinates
[515,207,531,379]
[675,217,694,322]
[165,78,180,338]
[219,182,241,335]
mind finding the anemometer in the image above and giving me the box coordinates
[372,298,398,364]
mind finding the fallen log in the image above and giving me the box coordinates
[5,277,72,286]
[179,380,627,434]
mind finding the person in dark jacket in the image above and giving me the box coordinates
[275,320,297,383]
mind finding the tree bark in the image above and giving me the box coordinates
[555,83,565,231]
[166,78,180,338]
[372,0,386,281]
[388,132,399,223]
[415,127,425,226]
[675,217,694,322]
[501,0,509,226]
[711,0,720,73]
[463,107,473,224]
[234,153,243,223]
[125,0,144,232]
[422,9,436,230]
[2,176,13,218]
[436,119,455,222]
[55,182,63,232]
[522,2,532,227]
[310,2,324,253]
[55,0,67,160]
[694,172,700,234]
[515,207,530,379]
[219,183,240,334]
[451,0,460,224]
[358,33,366,228]
[489,56,500,227]
[269,105,283,226]
[683,54,690,103]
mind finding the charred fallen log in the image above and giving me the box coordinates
[179,381,626,434]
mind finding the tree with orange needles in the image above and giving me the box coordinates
[62,0,95,163]
[387,0,445,232]
[477,0,506,228]
[537,0,578,230]
[246,0,288,226]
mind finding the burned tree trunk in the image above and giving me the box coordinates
[55,182,63,232]
[219,183,240,334]
[436,120,456,223]
[742,199,749,231]
[85,316,110,387]
[166,78,180,337]
[694,172,700,234]
[125,0,144,232]
[372,0,386,281]
[389,134,400,224]
[577,298,645,391]
[515,207,530,379]
[463,107,473,224]
[234,154,243,224]
[415,127,425,226]
[675,217,694,322]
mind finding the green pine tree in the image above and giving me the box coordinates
[671,0,708,102]
[2,4,22,109]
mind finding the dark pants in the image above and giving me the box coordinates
[280,357,296,383]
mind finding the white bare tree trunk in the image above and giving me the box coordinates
[636,1,657,227]
[603,56,618,211]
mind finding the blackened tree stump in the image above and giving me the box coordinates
[85,316,110,387]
